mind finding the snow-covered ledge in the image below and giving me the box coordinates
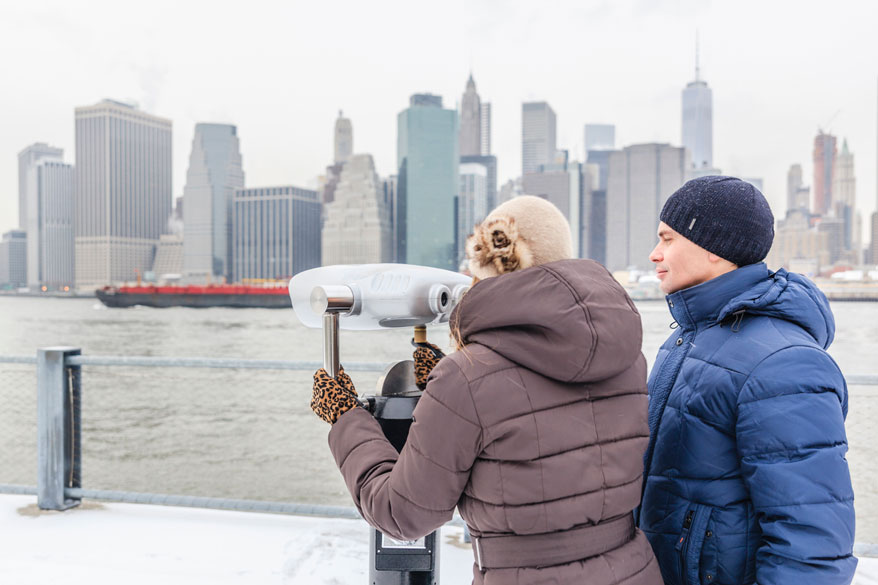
[1,494,873,584]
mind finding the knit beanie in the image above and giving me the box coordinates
[660,176,775,266]
[466,195,574,280]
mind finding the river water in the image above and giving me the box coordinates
[1,296,876,541]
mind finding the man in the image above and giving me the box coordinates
[638,176,856,585]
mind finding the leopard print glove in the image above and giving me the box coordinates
[311,367,360,425]
[412,341,446,390]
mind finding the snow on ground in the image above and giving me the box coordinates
[0,495,474,584]
[2,494,876,584]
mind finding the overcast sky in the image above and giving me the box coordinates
[2,0,876,240]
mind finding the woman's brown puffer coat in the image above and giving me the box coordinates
[328,259,661,585]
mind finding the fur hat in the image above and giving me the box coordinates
[466,195,573,280]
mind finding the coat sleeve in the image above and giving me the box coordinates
[328,356,482,541]
[736,346,857,585]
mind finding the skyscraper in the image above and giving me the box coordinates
[813,131,837,216]
[457,162,489,264]
[458,75,495,210]
[18,143,63,230]
[231,186,321,282]
[872,78,878,265]
[522,102,556,176]
[521,160,587,258]
[459,75,481,157]
[832,139,856,251]
[74,100,172,288]
[182,123,245,282]
[787,164,804,213]
[19,143,74,289]
[586,150,613,266]
[461,154,497,214]
[334,111,353,165]
[322,154,393,265]
[397,94,459,269]
[606,144,688,271]
[681,50,713,170]
[480,102,492,156]
[870,212,878,266]
[584,124,615,152]
[0,230,27,289]
[29,160,74,289]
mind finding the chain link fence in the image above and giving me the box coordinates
[76,364,386,507]
[844,384,878,544]
[0,363,37,486]
[2,354,878,545]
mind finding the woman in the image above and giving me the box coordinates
[311,196,661,585]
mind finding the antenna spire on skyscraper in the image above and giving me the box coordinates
[695,29,700,82]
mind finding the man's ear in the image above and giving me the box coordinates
[707,252,738,270]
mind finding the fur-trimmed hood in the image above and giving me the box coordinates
[451,259,644,383]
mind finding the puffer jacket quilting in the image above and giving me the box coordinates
[328,259,663,585]
[638,263,857,585]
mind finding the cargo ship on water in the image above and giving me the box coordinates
[95,283,291,309]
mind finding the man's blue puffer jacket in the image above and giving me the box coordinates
[638,263,856,585]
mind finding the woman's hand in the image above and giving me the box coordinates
[412,340,446,390]
[311,367,361,425]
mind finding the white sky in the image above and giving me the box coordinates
[2,0,877,238]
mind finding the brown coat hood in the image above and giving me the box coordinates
[454,259,643,383]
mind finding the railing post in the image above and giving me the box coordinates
[37,347,81,510]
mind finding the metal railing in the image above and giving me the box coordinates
[0,350,874,551]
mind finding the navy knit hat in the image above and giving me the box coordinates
[660,176,775,266]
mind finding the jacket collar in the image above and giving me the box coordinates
[666,263,770,330]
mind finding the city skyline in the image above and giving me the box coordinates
[1,0,877,240]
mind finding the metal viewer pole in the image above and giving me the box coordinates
[311,285,354,379]
[323,312,340,378]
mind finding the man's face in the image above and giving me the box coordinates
[649,222,718,294]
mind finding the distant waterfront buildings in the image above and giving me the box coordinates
[584,124,615,153]
[0,230,27,289]
[322,154,393,265]
[74,99,172,288]
[681,54,713,171]
[606,143,688,271]
[182,123,245,283]
[813,131,837,217]
[231,186,321,282]
[334,112,353,165]
[522,102,557,176]
[767,211,830,273]
[19,144,74,289]
[397,94,459,269]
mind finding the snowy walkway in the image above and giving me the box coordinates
[1,494,875,584]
